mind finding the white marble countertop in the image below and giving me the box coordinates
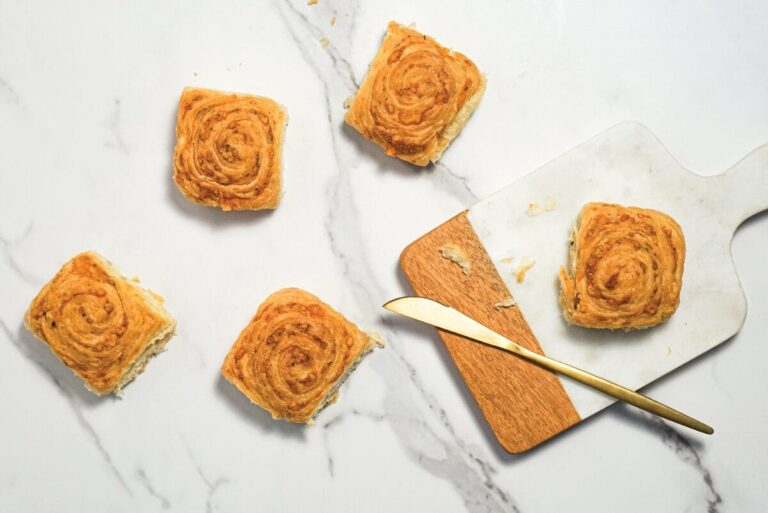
[1,1,767,511]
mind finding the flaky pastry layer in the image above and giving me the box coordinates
[346,22,486,166]
[24,252,176,394]
[559,203,686,330]
[221,288,379,423]
[173,87,286,211]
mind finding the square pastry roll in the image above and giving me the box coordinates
[345,21,486,166]
[24,252,176,395]
[221,288,382,424]
[173,87,287,211]
[559,203,686,330]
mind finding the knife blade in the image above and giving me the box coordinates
[383,296,713,435]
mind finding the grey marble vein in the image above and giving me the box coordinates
[184,445,228,513]
[373,339,518,513]
[708,355,733,400]
[0,224,41,287]
[321,409,386,477]
[432,162,480,205]
[278,3,518,511]
[349,408,386,422]
[650,416,722,513]
[136,468,171,509]
[105,98,129,154]
[0,76,21,105]
[321,415,342,477]
[0,318,132,496]
[280,0,360,90]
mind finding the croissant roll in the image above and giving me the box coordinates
[345,21,486,166]
[559,203,686,330]
[24,252,176,395]
[221,288,381,424]
[173,87,286,211]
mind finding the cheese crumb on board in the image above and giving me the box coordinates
[514,257,535,283]
[526,196,556,216]
[493,298,516,309]
[308,0,318,5]
[526,203,543,216]
[320,37,330,48]
[343,95,355,109]
[499,256,515,265]
[330,16,336,26]
[439,244,472,276]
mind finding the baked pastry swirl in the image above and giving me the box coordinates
[345,22,486,166]
[559,203,686,330]
[221,288,381,423]
[24,252,176,395]
[173,87,286,211]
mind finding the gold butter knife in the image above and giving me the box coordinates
[383,296,713,435]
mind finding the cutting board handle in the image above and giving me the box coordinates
[712,143,768,230]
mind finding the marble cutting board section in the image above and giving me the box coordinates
[401,121,768,453]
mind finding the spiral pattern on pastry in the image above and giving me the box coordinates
[559,203,686,330]
[24,252,174,394]
[222,288,377,423]
[345,22,485,166]
[173,87,286,211]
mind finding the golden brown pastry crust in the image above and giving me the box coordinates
[24,252,176,394]
[173,87,286,211]
[345,22,486,166]
[221,288,377,423]
[559,203,686,330]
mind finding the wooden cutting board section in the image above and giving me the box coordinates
[400,122,768,453]
[401,213,581,452]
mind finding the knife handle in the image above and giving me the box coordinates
[505,343,714,434]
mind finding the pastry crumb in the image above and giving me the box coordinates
[439,244,471,277]
[514,257,535,283]
[526,203,542,216]
[499,256,515,265]
[330,16,336,26]
[320,37,330,48]
[543,196,556,210]
[343,95,355,109]
[493,298,516,310]
[667,346,672,356]
[308,0,318,5]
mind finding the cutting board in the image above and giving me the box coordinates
[400,122,768,453]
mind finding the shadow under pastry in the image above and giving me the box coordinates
[339,122,422,177]
[164,167,277,228]
[163,96,279,227]
[214,374,307,441]
[16,322,112,407]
